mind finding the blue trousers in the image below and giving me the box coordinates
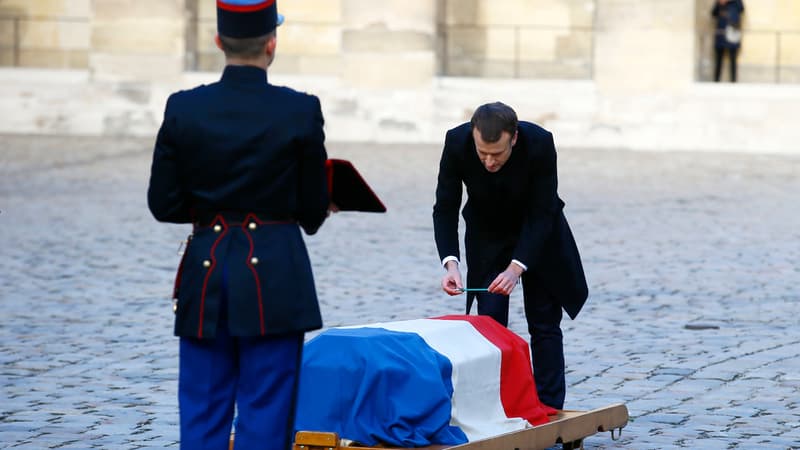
[469,273,565,409]
[179,326,303,450]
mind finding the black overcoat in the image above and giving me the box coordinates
[148,65,329,338]
[432,121,588,319]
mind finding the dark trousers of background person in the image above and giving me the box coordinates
[714,47,739,82]
[471,272,566,410]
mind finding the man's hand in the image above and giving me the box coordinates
[488,263,524,296]
[441,261,464,296]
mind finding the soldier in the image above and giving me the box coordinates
[147,1,330,448]
[433,102,588,410]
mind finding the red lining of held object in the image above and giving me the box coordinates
[325,159,335,195]
[325,158,386,212]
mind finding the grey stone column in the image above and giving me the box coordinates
[89,0,185,82]
[341,0,436,88]
[593,0,695,92]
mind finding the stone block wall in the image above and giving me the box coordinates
[0,0,184,81]
[0,0,90,69]
[189,0,344,75]
[273,0,343,76]
[340,0,436,88]
[0,0,596,81]
[89,0,185,82]
[441,0,595,79]
[594,0,695,93]
[1,0,799,85]
[780,32,800,83]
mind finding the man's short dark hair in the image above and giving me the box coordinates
[470,102,518,143]
[218,31,274,59]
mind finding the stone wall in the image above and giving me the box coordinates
[0,0,90,69]
[189,0,345,75]
[594,0,695,93]
[0,0,796,154]
[272,0,344,76]
[441,0,595,79]
[2,67,797,154]
[89,0,185,82]
[2,0,799,84]
[192,0,439,87]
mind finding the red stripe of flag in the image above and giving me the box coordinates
[435,315,558,425]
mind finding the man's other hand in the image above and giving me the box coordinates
[488,264,524,296]
[441,261,464,296]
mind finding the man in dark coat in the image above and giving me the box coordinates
[147,1,329,448]
[433,102,588,409]
[712,0,745,82]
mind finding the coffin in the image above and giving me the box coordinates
[294,315,557,447]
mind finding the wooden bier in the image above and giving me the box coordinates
[289,403,629,450]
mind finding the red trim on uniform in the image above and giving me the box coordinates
[198,215,228,338]
[217,0,274,12]
[242,213,266,335]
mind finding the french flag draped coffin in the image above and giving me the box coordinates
[294,315,557,446]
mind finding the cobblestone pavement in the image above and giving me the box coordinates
[1,134,799,449]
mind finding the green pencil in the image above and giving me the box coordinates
[458,288,489,292]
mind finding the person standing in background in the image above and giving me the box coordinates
[148,1,331,448]
[712,0,745,82]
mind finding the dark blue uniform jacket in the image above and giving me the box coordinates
[432,121,588,319]
[148,65,329,338]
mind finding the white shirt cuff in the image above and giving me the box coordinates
[511,259,528,272]
[442,256,460,267]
